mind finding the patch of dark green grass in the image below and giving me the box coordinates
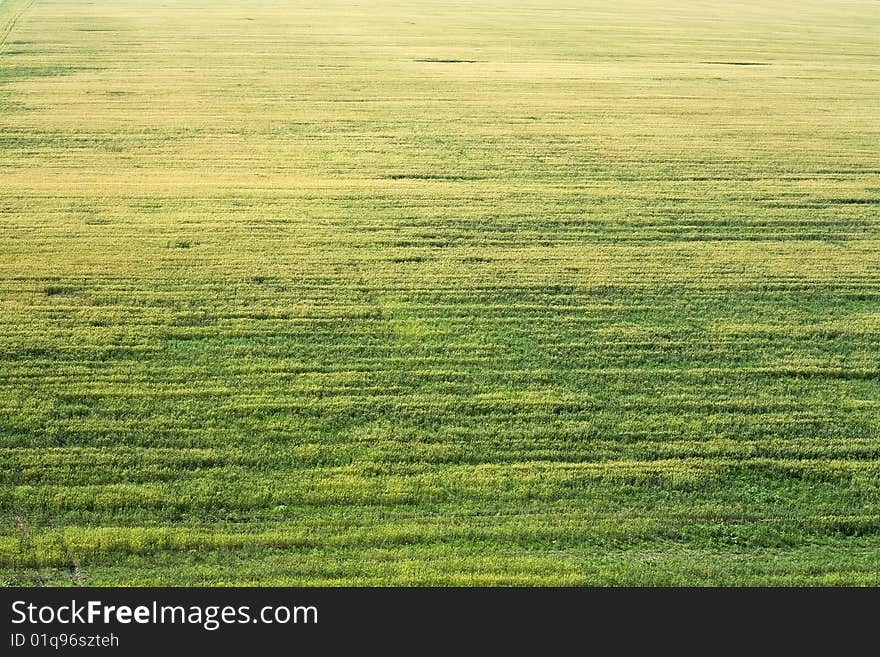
[44,285,74,297]
[385,173,484,180]
[415,58,480,63]
[0,66,98,83]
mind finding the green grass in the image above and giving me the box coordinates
[1,0,879,585]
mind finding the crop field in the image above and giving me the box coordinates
[1,0,879,586]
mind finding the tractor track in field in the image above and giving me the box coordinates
[0,0,35,52]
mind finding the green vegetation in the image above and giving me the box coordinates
[1,0,879,585]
